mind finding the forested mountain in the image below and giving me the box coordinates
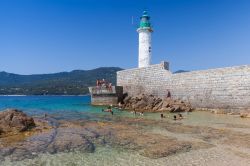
[173,70,189,74]
[0,67,123,95]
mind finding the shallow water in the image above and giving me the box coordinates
[1,96,249,127]
[3,146,250,166]
[1,96,250,166]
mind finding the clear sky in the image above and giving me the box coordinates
[0,0,250,74]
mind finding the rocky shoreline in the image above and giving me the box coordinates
[121,94,192,113]
[0,108,250,163]
[120,94,250,119]
[0,109,52,150]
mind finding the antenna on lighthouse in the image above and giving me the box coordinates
[131,16,134,25]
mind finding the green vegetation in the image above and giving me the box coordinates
[0,67,123,95]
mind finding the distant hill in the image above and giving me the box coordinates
[173,70,189,74]
[0,67,123,95]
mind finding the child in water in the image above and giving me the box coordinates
[102,105,113,115]
[178,113,183,119]
[173,114,184,120]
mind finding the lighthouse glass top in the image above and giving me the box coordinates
[138,11,153,68]
[139,11,152,29]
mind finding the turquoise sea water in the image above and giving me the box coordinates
[0,96,118,121]
[0,96,92,118]
[0,95,137,121]
[0,95,91,112]
[0,95,249,126]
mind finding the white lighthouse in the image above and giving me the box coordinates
[137,11,153,68]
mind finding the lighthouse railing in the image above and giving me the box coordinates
[88,86,117,95]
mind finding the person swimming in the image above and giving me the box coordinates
[161,114,166,118]
[102,106,112,113]
[173,115,177,120]
[178,113,183,119]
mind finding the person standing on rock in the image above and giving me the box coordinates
[167,90,171,98]
[118,102,122,110]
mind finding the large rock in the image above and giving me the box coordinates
[123,96,131,104]
[240,113,250,118]
[122,94,192,112]
[0,109,35,134]
[133,100,147,109]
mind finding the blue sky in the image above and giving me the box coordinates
[0,0,249,74]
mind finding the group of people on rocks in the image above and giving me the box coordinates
[96,79,112,91]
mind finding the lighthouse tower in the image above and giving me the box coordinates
[137,11,153,68]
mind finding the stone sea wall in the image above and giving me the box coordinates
[117,62,250,111]
[89,86,123,106]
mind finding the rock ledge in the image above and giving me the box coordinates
[122,94,192,112]
[0,109,35,135]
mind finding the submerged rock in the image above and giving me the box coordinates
[47,127,95,153]
[210,109,227,114]
[140,140,192,159]
[2,112,250,162]
[240,113,250,118]
[0,109,35,134]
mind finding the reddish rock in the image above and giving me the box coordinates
[0,109,35,134]
[122,94,192,113]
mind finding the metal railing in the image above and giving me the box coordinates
[89,86,116,95]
